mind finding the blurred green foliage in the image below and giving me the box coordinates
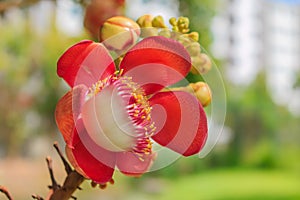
[0,10,82,156]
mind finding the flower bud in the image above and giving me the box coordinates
[186,42,201,56]
[137,14,153,28]
[199,53,212,74]
[191,53,212,74]
[100,16,140,51]
[169,17,177,26]
[177,17,190,33]
[189,82,212,107]
[186,32,199,42]
[169,82,212,107]
[84,0,125,39]
[152,15,167,28]
[177,17,189,28]
[136,15,159,38]
[172,26,179,32]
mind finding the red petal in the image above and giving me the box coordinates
[116,152,155,176]
[55,85,88,146]
[68,119,116,184]
[57,40,115,88]
[150,91,208,156]
[120,36,191,95]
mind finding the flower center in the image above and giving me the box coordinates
[81,72,155,156]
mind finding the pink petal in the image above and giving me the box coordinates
[55,85,88,147]
[68,119,116,184]
[57,40,115,88]
[150,91,208,156]
[120,36,191,95]
[116,151,155,177]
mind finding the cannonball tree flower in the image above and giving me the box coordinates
[55,36,208,185]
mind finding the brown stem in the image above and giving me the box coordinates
[0,186,14,200]
[47,142,85,200]
[1,142,85,200]
[53,142,72,174]
[32,194,44,200]
[49,171,84,200]
[33,142,85,200]
[46,157,59,191]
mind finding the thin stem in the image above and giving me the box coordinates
[48,142,85,200]
[46,157,59,191]
[49,171,84,200]
[32,194,44,200]
[53,142,72,174]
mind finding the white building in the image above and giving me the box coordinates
[211,0,300,115]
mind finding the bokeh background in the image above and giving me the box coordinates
[0,0,300,199]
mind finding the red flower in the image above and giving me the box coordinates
[55,36,208,184]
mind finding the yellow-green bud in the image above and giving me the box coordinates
[199,53,212,74]
[172,26,179,32]
[100,16,140,51]
[186,42,201,56]
[190,53,212,74]
[137,14,153,28]
[189,82,212,107]
[136,15,160,38]
[170,81,212,107]
[177,17,189,26]
[177,17,190,33]
[152,15,167,28]
[169,17,177,26]
[186,32,199,42]
[191,56,202,74]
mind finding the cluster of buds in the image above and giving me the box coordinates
[136,15,168,38]
[168,17,211,74]
[98,15,212,107]
[169,16,190,33]
[136,15,212,75]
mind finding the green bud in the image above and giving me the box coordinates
[186,42,201,56]
[172,81,212,107]
[186,32,199,42]
[169,17,177,26]
[152,15,167,28]
[137,14,153,28]
[181,28,190,34]
[178,17,189,26]
[191,53,212,74]
[199,53,212,74]
[189,82,212,107]
[172,26,179,32]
